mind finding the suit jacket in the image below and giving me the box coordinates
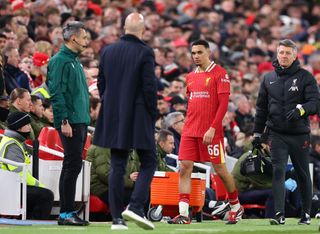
[93,34,157,150]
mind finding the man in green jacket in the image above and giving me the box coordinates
[86,145,140,209]
[29,95,45,138]
[156,129,176,172]
[47,21,90,226]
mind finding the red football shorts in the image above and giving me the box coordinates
[179,136,225,164]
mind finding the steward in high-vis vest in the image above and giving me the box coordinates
[31,83,50,100]
[0,112,54,220]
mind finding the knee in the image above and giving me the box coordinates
[213,164,228,178]
[179,162,193,177]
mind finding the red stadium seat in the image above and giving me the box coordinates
[38,127,92,160]
[89,195,109,213]
[38,127,63,160]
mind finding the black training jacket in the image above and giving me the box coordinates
[254,59,319,135]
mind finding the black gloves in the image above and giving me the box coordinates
[252,136,262,149]
[286,108,301,121]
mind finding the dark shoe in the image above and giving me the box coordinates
[111,218,128,230]
[270,212,285,225]
[57,216,65,225]
[298,213,311,225]
[167,215,191,224]
[226,206,244,224]
[122,208,154,230]
[58,213,89,226]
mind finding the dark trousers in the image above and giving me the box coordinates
[27,186,54,220]
[108,148,157,219]
[239,189,274,218]
[99,189,132,207]
[58,124,87,213]
[269,130,312,215]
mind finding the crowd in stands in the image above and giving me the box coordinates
[1,0,320,220]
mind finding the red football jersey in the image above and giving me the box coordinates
[182,62,230,138]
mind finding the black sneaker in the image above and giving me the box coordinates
[270,212,285,225]
[58,213,89,226]
[298,213,311,225]
[111,218,128,230]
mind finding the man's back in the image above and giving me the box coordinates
[94,34,157,150]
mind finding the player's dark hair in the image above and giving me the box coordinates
[191,39,209,49]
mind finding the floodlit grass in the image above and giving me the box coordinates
[0,218,319,234]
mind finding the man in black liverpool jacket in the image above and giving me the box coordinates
[253,39,319,225]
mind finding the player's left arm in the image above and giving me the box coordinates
[203,93,229,145]
[203,70,230,145]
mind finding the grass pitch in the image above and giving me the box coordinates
[0,218,319,234]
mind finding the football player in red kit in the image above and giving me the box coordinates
[168,39,243,225]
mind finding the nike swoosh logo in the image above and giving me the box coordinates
[270,81,276,84]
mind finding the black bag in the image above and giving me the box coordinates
[240,147,272,176]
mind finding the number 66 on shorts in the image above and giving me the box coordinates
[207,138,225,164]
[178,136,225,164]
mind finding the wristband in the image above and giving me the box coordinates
[296,104,305,116]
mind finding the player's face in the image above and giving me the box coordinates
[191,45,210,66]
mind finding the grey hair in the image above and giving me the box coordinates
[164,112,184,128]
[62,21,86,41]
[278,39,297,54]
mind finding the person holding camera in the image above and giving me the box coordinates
[253,39,319,225]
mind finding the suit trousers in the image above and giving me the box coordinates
[58,124,87,213]
[269,130,312,215]
[108,148,157,219]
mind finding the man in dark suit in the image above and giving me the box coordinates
[93,12,157,231]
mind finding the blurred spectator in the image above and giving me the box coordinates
[156,129,175,171]
[3,46,21,94]
[16,56,33,92]
[29,95,45,138]
[0,95,9,129]
[89,96,100,128]
[41,98,54,126]
[157,94,170,118]
[310,115,320,136]
[169,79,185,96]
[19,38,35,59]
[234,94,254,132]
[34,40,53,58]
[169,95,187,113]
[164,111,184,166]
[0,52,5,96]
[31,52,49,88]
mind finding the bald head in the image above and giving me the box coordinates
[124,13,145,39]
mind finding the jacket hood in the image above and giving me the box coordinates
[272,59,300,76]
[4,129,26,142]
